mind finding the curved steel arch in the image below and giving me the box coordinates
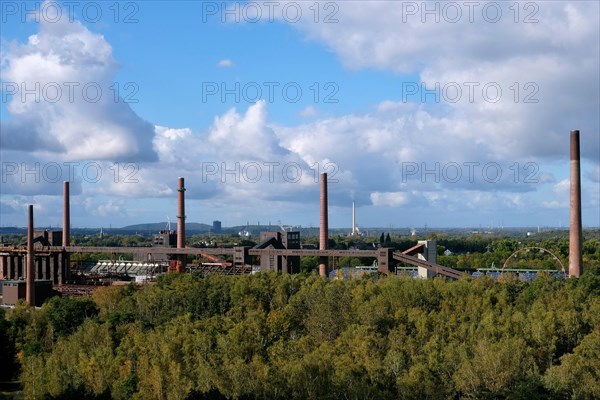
[502,246,566,275]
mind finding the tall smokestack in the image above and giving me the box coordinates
[569,130,583,277]
[177,177,186,272]
[63,181,70,247]
[61,181,70,284]
[177,177,186,248]
[319,173,328,276]
[352,200,356,235]
[26,205,35,306]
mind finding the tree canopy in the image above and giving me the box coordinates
[3,266,599,399]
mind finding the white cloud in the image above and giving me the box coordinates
[370,191,411,207]
[82,102,323,205]
[282,1,599,161]
[299,105,317,118]
[553,179,570,195]
[96,199,125,217]
[217,59,234,68]
[0,5,157,162]
[2,1,598,228]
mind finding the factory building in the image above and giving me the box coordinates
[133,230,177,263]
[254,231,301,273]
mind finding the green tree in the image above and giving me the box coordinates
[544,330,600,399]
[0,308,17,381]
[454,338,536,399]
[44,296,99,338]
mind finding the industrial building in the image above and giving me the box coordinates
[0,131,586,307]
[254,231,301,273]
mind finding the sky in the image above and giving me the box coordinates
[0,0,599,230]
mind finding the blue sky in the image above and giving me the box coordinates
[1,1,599,229]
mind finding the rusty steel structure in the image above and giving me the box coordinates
[319,172,328,277]
[0,248,69,282]
[569,130,583,278]
[4,244,452,277]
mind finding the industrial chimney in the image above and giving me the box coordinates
[319,173,328,276]
[569,130,583,277]
[177,177,186,272]
[62,181,70,284]
[63,181,70,247]
[26,205,35,306]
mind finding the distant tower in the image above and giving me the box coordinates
[351,200,356,235]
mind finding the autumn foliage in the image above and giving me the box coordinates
[2,268,599,399]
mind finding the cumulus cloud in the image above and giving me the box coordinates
[370,191,412,207]
[96,199,125,217]
[283,1,599,160]
[275,101,553,199]
[0,198,26,216]
[86,101,323,206]
[553,179,570,195]
[2,1,598,227]
[0,4,157,162]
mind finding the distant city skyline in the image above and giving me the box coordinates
[1,1,599,228]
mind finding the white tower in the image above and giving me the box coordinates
[351,200,356,235]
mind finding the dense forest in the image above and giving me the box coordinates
[1,268,599,399]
